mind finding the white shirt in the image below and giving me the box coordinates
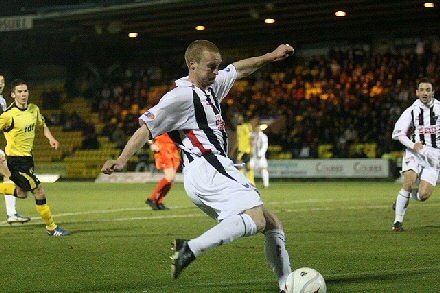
[392,99,440,149]
[139,64,237,166]
[252,131,268,158]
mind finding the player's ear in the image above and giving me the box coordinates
[190,61,196,71]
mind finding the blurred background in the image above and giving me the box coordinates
[0,0,439,180]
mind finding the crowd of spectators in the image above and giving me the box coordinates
[76,41,440,159]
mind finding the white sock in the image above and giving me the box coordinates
[262,169,269,188]
[4,194,17,216]
[188,214,258,257]
[394,189,410,223]
[265,229,292,290]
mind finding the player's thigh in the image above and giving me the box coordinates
[7,156,40,192]
[163,168,177,181]
[402,170,418,189]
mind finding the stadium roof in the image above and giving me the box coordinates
[0,0,439,44]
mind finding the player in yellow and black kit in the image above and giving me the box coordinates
[237,122,255,184]
[0,79,70,236]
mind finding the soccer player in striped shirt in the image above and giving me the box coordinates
[391,77,438,231]
[102,40,294,292]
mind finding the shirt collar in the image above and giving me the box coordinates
[175,76,213,93]
[414,98,434,109]
[175,76,192,87]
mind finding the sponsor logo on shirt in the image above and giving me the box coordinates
[418,126,437,134]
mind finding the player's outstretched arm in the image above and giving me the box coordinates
[233,44,294,79]
[44,126,59,150]
[101,124,150,174]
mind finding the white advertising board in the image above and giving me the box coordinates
[0,16,33,31]
[256,159,390,179]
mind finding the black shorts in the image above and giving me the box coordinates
[7,156,40,191]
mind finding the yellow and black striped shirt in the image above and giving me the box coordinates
[0,103,46,156]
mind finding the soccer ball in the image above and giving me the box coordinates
[284,267,326,293]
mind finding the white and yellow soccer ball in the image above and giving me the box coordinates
[285,267,327,293]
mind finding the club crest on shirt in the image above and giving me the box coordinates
[145,111,155,120]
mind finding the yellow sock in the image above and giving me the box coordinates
[36,203,56,229]
[247,169,255,185]
[0,182,15,194]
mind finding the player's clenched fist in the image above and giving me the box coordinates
[270,44,294,62]
[101,160,124,174]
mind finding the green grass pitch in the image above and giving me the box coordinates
[0,181,439,292]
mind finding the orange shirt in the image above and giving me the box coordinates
[155,133,174,145]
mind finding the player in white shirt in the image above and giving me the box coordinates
[0,75,30,224]
[250,125,270,188]
[102,40,294,292]
[391,77,438,231]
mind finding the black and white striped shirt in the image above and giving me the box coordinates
[392,99,440,148]
[139,64,236,166]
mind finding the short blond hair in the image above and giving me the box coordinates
[184,40,220,68]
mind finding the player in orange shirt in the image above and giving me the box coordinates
[145,133,180,210]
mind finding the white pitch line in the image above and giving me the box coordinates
[1,202,439,227]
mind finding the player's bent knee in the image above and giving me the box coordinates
[419,192,431,201]
[32,186,46,199]
[239,213,259,236]
[244,208,266,233]
[263,208,283,231]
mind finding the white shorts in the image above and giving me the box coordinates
[250,157,268,169]
[402,149,439,186]
[0,149,5,157]
[183,154,263,221]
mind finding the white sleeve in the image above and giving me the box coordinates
[398,136,415,150]
[392,108,414,149]
[138,91,192,138]
[212,64,237,102]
